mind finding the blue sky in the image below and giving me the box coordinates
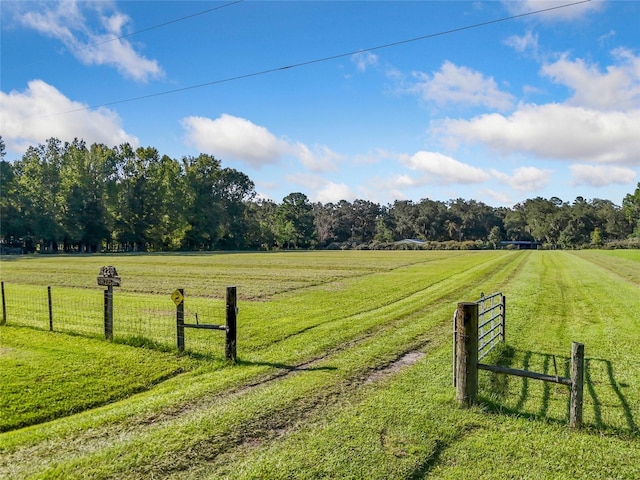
[1,0,639,207]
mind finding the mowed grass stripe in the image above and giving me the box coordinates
[0,251,462,299]
[569,249,640,287]
[1,252,508,354]
[0,252,517,453]
[0,253,525,478]
[174,251,639,480]
[481,251,639,432]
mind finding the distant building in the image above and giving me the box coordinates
[500,240,542,250]
[395,239,426,246]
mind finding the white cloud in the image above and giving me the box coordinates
[491,166,553,192]
[504,30,539,54]
[284,173,355,203]
[389,173,420,188]
[407,61,514,111]
[292,143,342,173]
[182,115,289,168]
[315,182,356,203]
[0,79,138,153]
[402,151,491,184]
[541,49,640,111]
[502,0,605,22]
[570,164,637,187]
[484,189,512,205]
[598,30,616,46]
[16,1,162,82]
[439,104,640,165]
[182,114,341,172]
[352,51,379,72]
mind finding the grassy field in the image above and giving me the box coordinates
[0,250,638,479]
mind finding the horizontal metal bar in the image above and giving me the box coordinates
[478,336,501,360]
[478,325,501,343]
[478,363,572,385]
[479,303,502,315]
[183,323,226,331]
[479,346,497,362]
[476,292,502,303]
[479,313,502,329]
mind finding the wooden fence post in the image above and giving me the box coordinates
[570,342,584,428]
[104,285,113,340]
[1,281,6,326]
[456,302,478,407]
[225,286,237,362]
[176,288,185,352]
[48,286,53,331]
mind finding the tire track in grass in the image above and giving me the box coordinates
[0,253,524,478]
[0,253,526,479]
[1,253,515,456]
[242,251,514,352]
[569,250,640,288]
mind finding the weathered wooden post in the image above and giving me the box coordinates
[1,281,6,326]
[48,286,53,331]
[225,286,237,362]
[173,289,185,352]
[570,342,585,428]
[456,302,479,407]
[97,266,121,341]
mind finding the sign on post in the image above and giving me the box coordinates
[98,266,121,340]
[171,289,184,306]
[97,266,121,287]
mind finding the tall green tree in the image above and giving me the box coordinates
[0,137,26,249]
[275,192,315,248]
[14,138,66,251]
[59,140,116,252]
[182,154,255,250]
[623,182,640,237]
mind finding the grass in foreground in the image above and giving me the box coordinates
[0,326,195,432]
[0,251,638,479]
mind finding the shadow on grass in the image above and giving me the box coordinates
[479,346,638,436]
[585,357,638,434]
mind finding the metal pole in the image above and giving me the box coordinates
[104,285,113,340]
[501,294,506,343]
[48,286,53,331]
[176,289,185,352]
[225,286,237,362]
[1,281,6,326]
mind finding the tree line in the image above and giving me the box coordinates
[1,137,639,253]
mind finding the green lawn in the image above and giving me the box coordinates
[0,326,195,432]
[0,250,638,479]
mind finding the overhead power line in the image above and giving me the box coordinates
[73,0,245,53]
[52,0,591,117]
[17,1,244,68]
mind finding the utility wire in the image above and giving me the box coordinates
[51,0,591,117]
[17,1,244,68]
[73,0,245,53]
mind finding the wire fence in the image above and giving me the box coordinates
[0,282,228,357]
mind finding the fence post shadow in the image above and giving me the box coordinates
[585,357,638,435]
[481,348,575,427]
[480,349,637,435]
